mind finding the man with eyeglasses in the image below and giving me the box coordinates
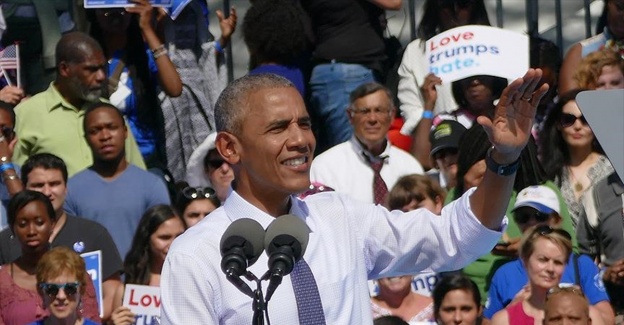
[484,185,614,324]
[310,82,424,205]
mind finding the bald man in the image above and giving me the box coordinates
[12,31,145,176]
[544,288,592,325]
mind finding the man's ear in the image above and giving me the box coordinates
[216,132,240,165]
[57,61,70,78]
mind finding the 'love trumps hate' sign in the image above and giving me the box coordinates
[425,25,529,83]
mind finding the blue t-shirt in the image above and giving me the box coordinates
[249,64,306,98]
[484,253,609,319]
[64,165,170,258]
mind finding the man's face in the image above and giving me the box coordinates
[26,168,67,214]
[227,87,316,199]
[84,107,127,161]
[348,90,394,153]
[63,50,106,103]
[544,294,592,325]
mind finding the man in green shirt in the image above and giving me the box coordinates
[12,31,145,176]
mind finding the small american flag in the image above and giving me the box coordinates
[0,45,18,70]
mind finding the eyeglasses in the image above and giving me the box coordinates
[514,209,551,224]
[349,107,392,117]
[182,187,216,200]
[535,225,572,241]
[546,285,586,301]
[102,9,126,17]
[559,113,588,128]
[40,282,80,298]
[206,159,227,169]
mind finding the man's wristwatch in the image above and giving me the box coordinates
[485,146,520,176]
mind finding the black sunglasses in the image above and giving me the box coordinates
[182,187,216,200]
[206,159,227,169]
[514,209,551,224]
[40,282,80,298]
[535,225,572,240]
[559,113,588,128]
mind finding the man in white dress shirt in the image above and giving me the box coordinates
[310,82,424,204]
[160,70,549,325]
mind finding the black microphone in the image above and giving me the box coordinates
[220,218,266,298]
[263,214,310,302]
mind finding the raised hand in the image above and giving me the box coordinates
[217,7,237,47]
[126,0,154,32]
[420,73,442,110]
[476,68,549,163]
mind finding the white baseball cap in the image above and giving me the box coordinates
[513,185,560,214]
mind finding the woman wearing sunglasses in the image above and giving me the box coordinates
[540,89,614,229]
[174,182,221,228]
[489,226,602,324]
[0,191,100,325]
[109,205,185,325]
[485,185,614,324]
[28,247,99,325]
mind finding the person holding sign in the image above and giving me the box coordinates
[28,246,99,325]
[397,0,491,152]
[109,205,185,325]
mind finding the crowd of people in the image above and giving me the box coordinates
[0,0,622,324]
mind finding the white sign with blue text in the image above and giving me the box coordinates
[425,25,529,83]
[81,250,103,317]
[84,0,173,9]
[123,284,161,325]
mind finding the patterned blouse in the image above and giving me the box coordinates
[558,155,614,229]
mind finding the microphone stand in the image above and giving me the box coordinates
[245,271,266,325]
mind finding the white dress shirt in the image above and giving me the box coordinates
[160,188,506,325]
[397,40,458,135]
[310,137,424,204]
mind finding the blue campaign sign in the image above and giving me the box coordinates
[81,250,103,317]
[84,0,173,8]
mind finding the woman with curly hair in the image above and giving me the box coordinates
[109,205,185,325]
[539,89,614,229]
[574,48,624,90]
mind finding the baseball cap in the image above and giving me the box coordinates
[429,120,467,157]
[513,185,560,215]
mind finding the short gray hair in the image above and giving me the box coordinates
[215,74,295,134]
[348,82,395,109]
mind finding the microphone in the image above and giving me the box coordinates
[220,218,266,298]
[263,214,310,302]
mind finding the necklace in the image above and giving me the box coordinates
[568,168,584,193]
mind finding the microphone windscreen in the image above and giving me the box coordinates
[264,214,310,260]
[220,218,266,266]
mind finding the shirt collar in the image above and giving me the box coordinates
[349,135,390,163]
[223,190,311,230]
[46,82,82,113]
